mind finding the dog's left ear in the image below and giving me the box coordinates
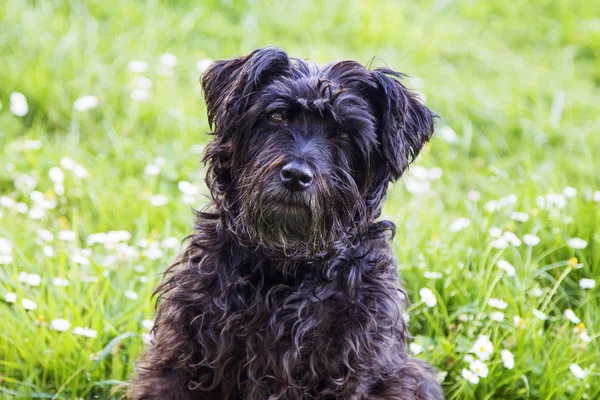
[201,47,290,134]
[370,68,436,180]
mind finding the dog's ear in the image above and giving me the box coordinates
[201,47,290,133]
[370,68,435,180]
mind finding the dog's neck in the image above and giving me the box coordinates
[190,206,395,280]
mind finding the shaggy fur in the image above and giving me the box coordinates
[130,47,444,399]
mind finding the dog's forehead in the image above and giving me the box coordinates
[263,72,370,117]
[270,75,340,100]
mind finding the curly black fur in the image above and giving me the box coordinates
[130,47,444,400]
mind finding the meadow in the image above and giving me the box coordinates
[1,0,599,398]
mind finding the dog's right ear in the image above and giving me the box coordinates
[369,68,436,181]
[201,47,290,134]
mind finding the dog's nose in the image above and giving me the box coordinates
[280,162,313,191]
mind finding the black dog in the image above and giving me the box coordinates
[131,47,444,400]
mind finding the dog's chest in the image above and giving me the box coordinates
[205,265,404,396]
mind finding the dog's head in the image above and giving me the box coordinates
[201,47,435,259]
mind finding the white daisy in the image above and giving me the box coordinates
[437,125,458,143]
[181,194,197,205]
[73,326,97,338]
[196,58,213,73]
[489,227,502,238]
[567,238,587,249]
[142,333,154,345]
[133,76,152,91]
[53,277,69,287]
[178,181,199,195]
[501,349,514,369]
[564,309,581,324]
[131,89,150,102]
[579,279,596,289]
[60,157,76,170]
[469,359,489,378]
[496,260,516,277]
[28,208,46,220]
[145,244,164,260]
[533,309,548,320]
[471,335,493,361]
[73,95,98,111]
[449,218,470,232]
[488,298,508,310]
[403,177,431,195]
[461,368,479,385]
[569,363,589,379]
[125,290,139,300]
[484,200,498,212]
[513,315,524,328]
[22,298,37,310]
[19,272,41,287]
[523,234,540,246]
[0,196,15,208]
[49,167,65,183]
[491,236,508,249]
[563,186,577,198]
[419,288,437,308]
[44,246,55,257]
[409,342,423,356]
[58,230,76,242]
[14,202,28,213]
[4,293,17,303]
[159,53,178,67]
[144,164,161,176]
[149,194,168,207]
[580,330,591,343]
[161,237,180,249]
[10,92,29,116]
[73,165,89,178]
[50,319,71,332]
[466,189,481,202]
[15,174,37,193]
[529,287,543,298]
[36,229,54,243]
[72,253,90,266]
[502,231,522,246]
[128,60,149,73]
[510,211,529,222]
[141,319,154,330]
[0,237,13,264]
[424,271,442,280]
[490,312,505,322]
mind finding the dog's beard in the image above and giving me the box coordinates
[232,164,364,260]
[240,179,331,258]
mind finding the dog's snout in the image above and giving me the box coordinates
[280,162,313,191]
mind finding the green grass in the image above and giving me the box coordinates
[1,0,599,398]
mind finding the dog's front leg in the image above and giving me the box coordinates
[129,298,223,399]
[130,362,200,400]
[368,358,444,400]
[130,342,224,400]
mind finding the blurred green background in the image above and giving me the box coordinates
[1,0,599,399]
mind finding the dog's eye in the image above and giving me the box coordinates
[267,112,285,124]
[339,133,352,142]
